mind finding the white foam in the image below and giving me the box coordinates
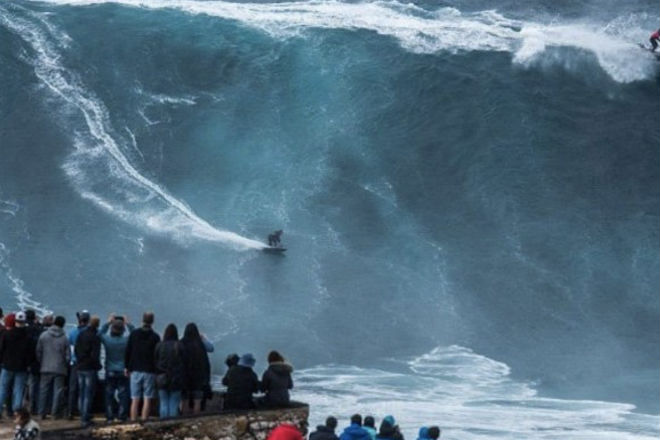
[295,345,660,440]
[31,0,657,83]
[0,3,266,250]
[0,243,53,316]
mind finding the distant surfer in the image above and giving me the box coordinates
[268,230,283,247]
[650,29,660,52]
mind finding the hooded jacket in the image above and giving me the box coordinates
[261,361,294,407]
[266,424,304,440]
[100,327,129,373]
[0,326,33,372]
[309,425,340,440]
[340,424,372,440]
[36,325,70,375]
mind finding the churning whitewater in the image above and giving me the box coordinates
[1,0,658,437]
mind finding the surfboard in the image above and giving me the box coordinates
[263,247,287,254]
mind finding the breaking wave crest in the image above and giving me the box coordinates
[296,346,660,440]
[0,3,265,250]
[33,0,658,83]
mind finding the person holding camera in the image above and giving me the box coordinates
[99,314,133,423]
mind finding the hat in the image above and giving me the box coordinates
[15,311,26,323]
[238,353,256,368]
[77,310,90,322]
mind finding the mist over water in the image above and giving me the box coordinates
[1,0,658,436]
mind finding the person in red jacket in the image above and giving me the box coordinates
[650,29,660,52]
[267,423,304,440]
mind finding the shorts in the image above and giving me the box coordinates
[130,372,156,399]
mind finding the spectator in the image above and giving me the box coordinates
[4,313,16,330]
[125,312,160,421]
[221,353,239,386]
[100,317,131,422]
[66,310,90,419]
[427,427,440,439]
[13,407,40,440]
[416,427,429,440]
[223,353,259,410]
[24,310,43,415]
[363,416,377,440]
[267,423,304,440]
[40,315,54,329]
[36,315,70,419]
[376,416,404,440]
[0,311,33,418]
[309,416,339,440]
[154,324,185,419]
[180,323,210,415]
[74,316,101,427]
[340,414,371,440]
[260,350,293,407]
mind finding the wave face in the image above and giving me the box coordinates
[1,0,658,430]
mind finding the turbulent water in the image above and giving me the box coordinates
[1,0,658,437]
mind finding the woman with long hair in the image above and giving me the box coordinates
[154,324,185,419]
[260,350,293,407]
[180,323,211,414]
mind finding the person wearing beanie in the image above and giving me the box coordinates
[0,311,34,417]
[100,317,131,422]
[74,316,102,427]
[260,350,294,408]
[427,427,440,440]
[36,316,69,419]
[223,353,260,410]
[339,414,371,440]
[363,416,377,440]
[309,416,340,440]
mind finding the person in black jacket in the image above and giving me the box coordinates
[309,416,339,440]
[125,312,160,421]
[223,353,259,410]
[180,323,210,415]
[154,324,186,419]
[74,316,101,427]
[260,350,293,407]
[24,310,43,415]
[0,311,33,417]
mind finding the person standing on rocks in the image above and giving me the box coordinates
[36,315,70,419]
[125,312,160,421]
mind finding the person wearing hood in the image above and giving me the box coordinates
[223,353,260,410]
[339,414,372,440]
[36,316,70,419]
[267,423,304,440]
[260,350,293,407]
[427,427,440,440]
[0,311,33,417]
[416,427,429,440]
[376,416,405,440]
[309,416,339,440]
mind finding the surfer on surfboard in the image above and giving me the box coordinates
[268,230,283,247]
[650,28,660,52]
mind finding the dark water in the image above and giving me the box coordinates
[1,1,658,435]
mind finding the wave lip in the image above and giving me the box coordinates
[0,3,265,250]
[33,0,657,83]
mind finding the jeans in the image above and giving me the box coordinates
[0,369,28,412]
[77,370,97,424]
[27,373,40,414]
[38,373,65,417]
[104,371,129,421]
[67,365,79,417]
[158,389,181,419]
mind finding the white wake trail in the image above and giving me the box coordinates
[0,4,265,250]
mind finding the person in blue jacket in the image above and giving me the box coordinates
[339,414,372,440]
